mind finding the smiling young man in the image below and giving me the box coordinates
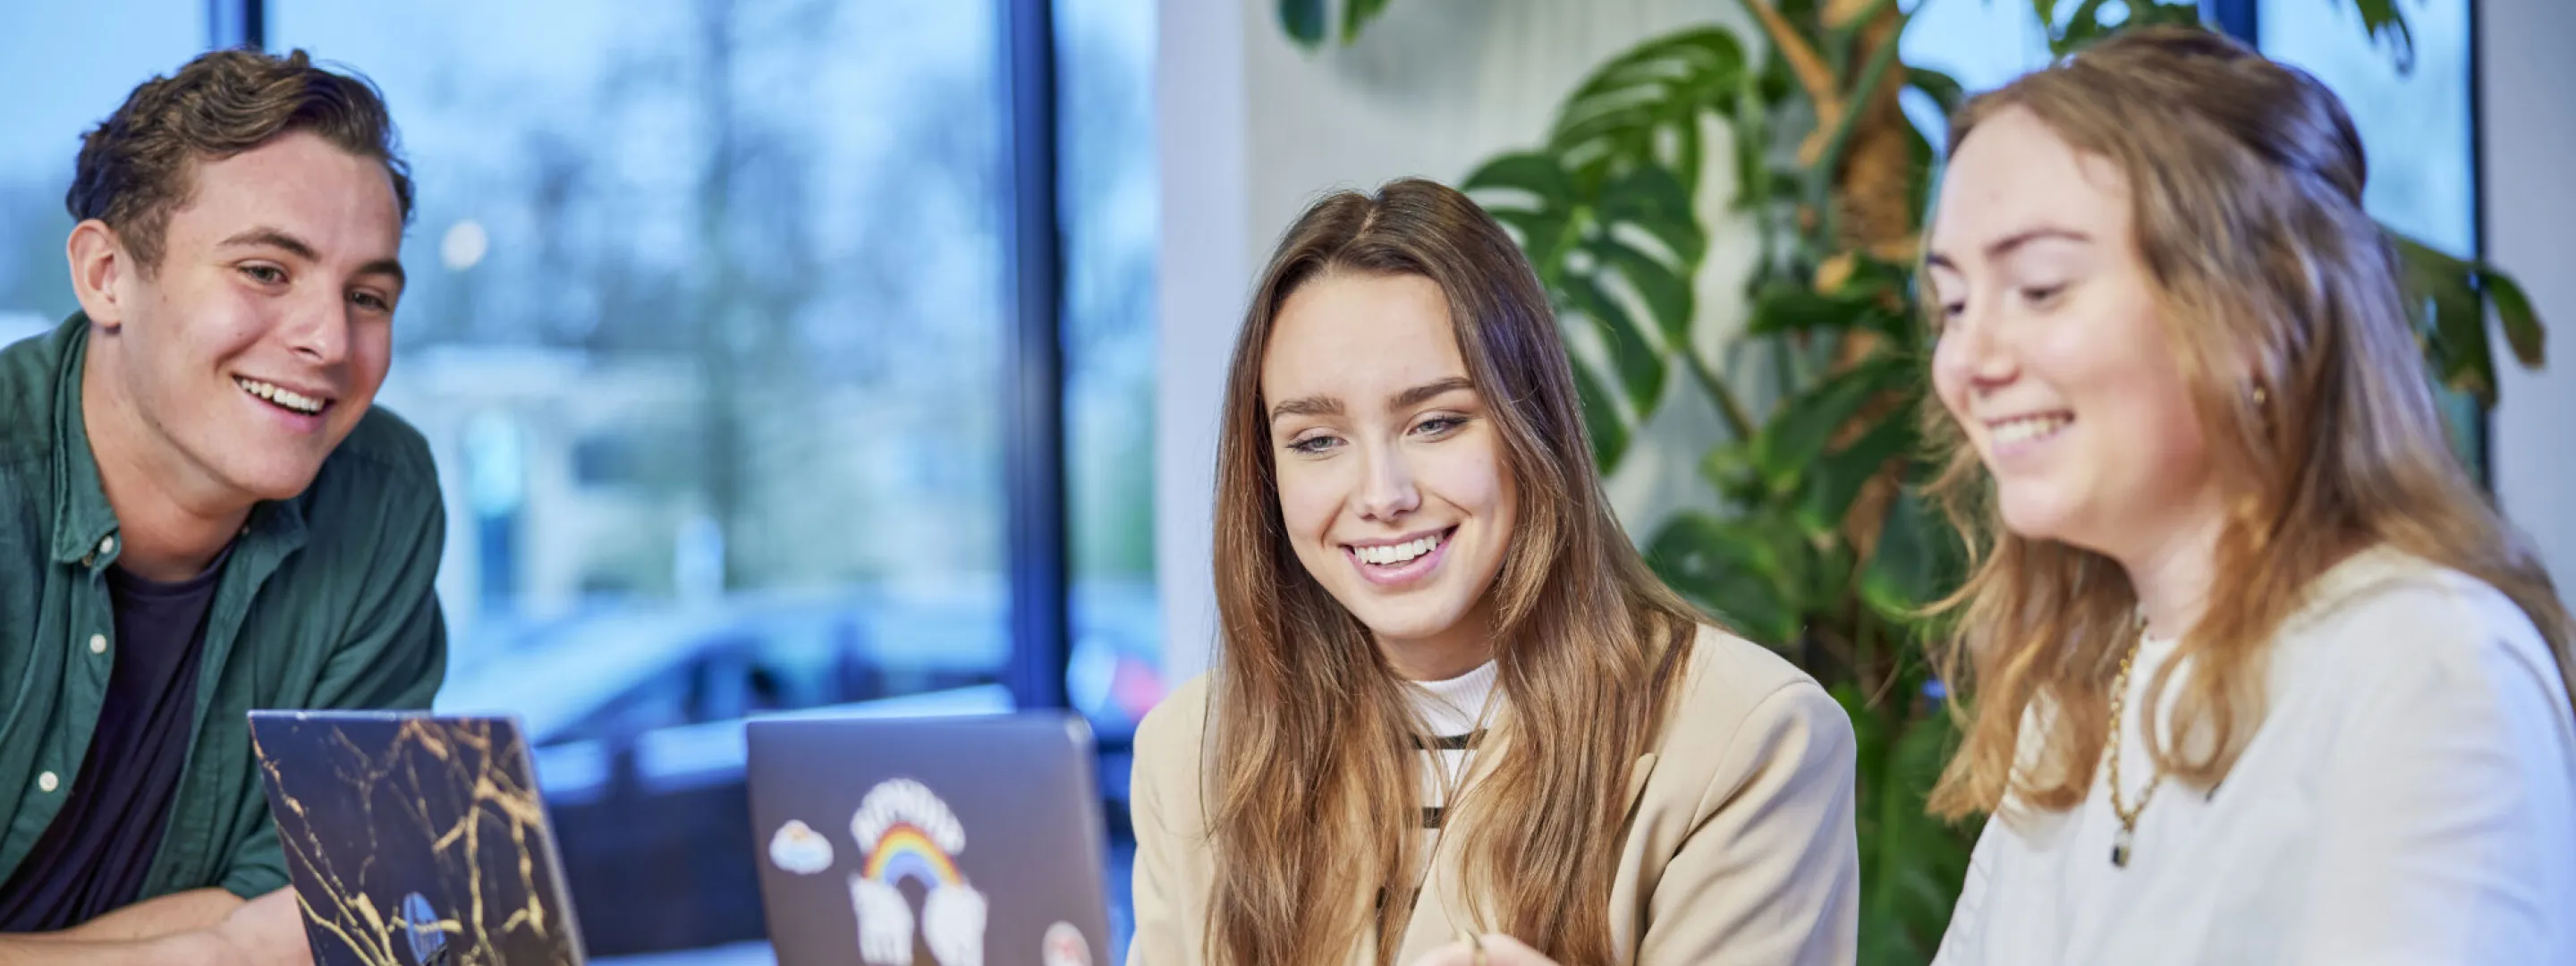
[0,50,445,964]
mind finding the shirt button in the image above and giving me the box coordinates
[89,634,106,655]
[36,771,57,793]
[97,537,114,557]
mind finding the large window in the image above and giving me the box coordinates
[1060,0,1164,750]
[0,1,208,344]
[4,2,1155,961]
[273,0,1026,750]
[2259,0,2475,254]
[2258,0,2485,472]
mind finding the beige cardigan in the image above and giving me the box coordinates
[1126,624,1860,965]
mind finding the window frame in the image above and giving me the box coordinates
[2207,0,2494,482]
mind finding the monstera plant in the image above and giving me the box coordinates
[1281,1,2546,962]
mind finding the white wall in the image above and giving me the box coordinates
[2483,0,2576,604]
[1155,0,1770,682]
[1153,0,1250,684]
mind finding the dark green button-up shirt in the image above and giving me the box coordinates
[0,313,447,903]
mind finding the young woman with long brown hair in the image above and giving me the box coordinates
[1919,27,2576,964]
[1125,178,1859,966]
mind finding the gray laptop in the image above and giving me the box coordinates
[248,710,588,966]
[745,712,1112,966]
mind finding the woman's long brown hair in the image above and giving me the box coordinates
[1920,26,2576,819]
[1203,178,1703,964]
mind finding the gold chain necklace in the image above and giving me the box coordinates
[2105,615,2165,869]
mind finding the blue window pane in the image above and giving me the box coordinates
[0,2,208,343]
[2259,0,2475,253]
[272,1,1017,956]
[2259,0,2482,475]
[1900,0,2058,94]
[1898,0,2059,142]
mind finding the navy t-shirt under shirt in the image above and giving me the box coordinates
[0,551,225,930]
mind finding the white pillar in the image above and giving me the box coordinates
[2483,0,2576,605]
[1153,0,1252,684]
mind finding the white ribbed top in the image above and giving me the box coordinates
[1405,660,1499,828]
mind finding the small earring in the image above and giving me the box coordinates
[2250,384,2269,408]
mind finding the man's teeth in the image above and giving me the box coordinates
[236,377,325,414]
[1990,414,2071,445]
[1356,532,1444,566]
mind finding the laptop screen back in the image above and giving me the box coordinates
[746,713,1110,966]
[249,711,587,966]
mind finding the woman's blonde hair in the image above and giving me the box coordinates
[1202,178,1701,964]
[1921,26,2575,819]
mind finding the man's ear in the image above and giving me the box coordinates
[66,220,133,331]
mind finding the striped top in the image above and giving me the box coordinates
[1406,661,1498,831]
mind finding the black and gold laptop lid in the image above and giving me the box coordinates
[248,711,587,966]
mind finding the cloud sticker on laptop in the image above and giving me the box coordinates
[767,819,835,876]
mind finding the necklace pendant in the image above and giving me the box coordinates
[2111,826,2134,869]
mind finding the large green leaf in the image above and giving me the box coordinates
[1901,118,1938,294]
[2344,0,2417,73]
[1860,709,1978,965]
[2480,267,2546,368]
[1471,154,1703,436]
[1860,486,1957,624]
[1548,27,1749,188]
[1592,165,1706,350]
[1562,273,1670,417]
[1278,0,1327,49]
[1596,164,1707,266]
[1647,511,1803,645]
[1747,280,1864,337]
[1276,0,1395,49]
[1753,355,1909,491]
[1699,440,1766,507]
[1731,76,1775,216]
[1341,0,1392,44]
[1463,150,1578,200]
[1592,237,1694,346]
[1465,151,1583,270]
[1798,413,1919,537]
[2429,273,2493,402]
[1748,268,1912,342]
[1487,207,1575,275]
[1569,357,1632,472]
[2394,234,2548,406]
[1831,680,1881,767]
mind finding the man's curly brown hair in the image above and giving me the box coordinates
[67,47,412,275]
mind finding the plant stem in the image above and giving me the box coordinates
[1852,601,1877,693]
[1738,0,1838,108]
[1686,346,1759,441]
[1826,0,1907,55]
[1815,7,1911,182]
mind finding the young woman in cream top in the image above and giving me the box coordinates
[1125,178,1860,966]
[1918,27,2576,965]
